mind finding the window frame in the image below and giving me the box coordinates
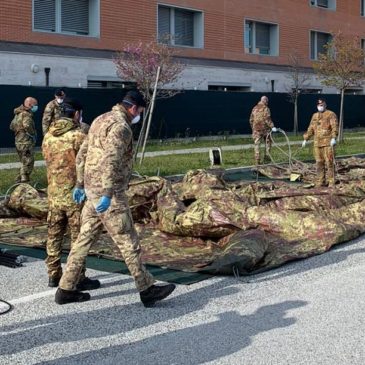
[244,19,279,57]
[32,0,100,38]
[310,30,332,60]
[309,0,336,10]
[157,3,204,49]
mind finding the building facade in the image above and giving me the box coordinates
[1,0,365,92]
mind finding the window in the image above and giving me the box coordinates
[158,5,204,48]
[344,88,363,95]
[208,85,251,92]
[310,0,336,10]
[310,31,331,60]
[300,88,323,94]
[362,0,365,16]
[33,0,100,37]
[244,20,279,56]
[87,80,136,89]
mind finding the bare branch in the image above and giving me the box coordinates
[313,31,365,90]
[285,52,311,103]
[113,40,185,105]
[313,31,365,141]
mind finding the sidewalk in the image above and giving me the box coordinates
[1,136,364,170]
[0,140,309,171]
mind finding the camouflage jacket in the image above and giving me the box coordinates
[249,101,274,134]
[303,109,338,147]
[76,104,134,201]
[42,118,86,209]
[42,99,63,136]
[11,105,36,145]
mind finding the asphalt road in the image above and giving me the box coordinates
[1,235,365,365]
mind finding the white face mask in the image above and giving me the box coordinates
[317,106,325,112]
[56,98,64,104]
[131,115,141,124]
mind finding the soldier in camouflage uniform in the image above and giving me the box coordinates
[55,90,176,306]
[42,88,66,136]
[10,97,38,183]
[249,96,278,165]
[42,99,100,290]
[302,99,339,187]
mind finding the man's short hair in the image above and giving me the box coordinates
[55,88,66,97]
[60,97,82,117]
[122,90,147,108]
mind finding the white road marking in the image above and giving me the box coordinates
[9,289,57,305]
[8,274,122,305]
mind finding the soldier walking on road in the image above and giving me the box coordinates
[249,95,279,165]
[55,90,176,306]
[10,97,38,183]
[42,98,100,290]
[42,88,66,136]
[302,99,339,187]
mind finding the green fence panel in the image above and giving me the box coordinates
[1,86,365,148]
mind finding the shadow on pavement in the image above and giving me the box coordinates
[0,279,238,356]
[40,300,307,365]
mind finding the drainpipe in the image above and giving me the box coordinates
[44,67,51,86]
[271,80,275,93]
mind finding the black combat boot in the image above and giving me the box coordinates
[140,284,176,308]
[76,277,101,291]
[48,276,61,288]
[55,288,91,305]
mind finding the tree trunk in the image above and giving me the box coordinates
[139,66,161,165]
[133,99,153,162]
[133,111,148,162]
[339,88,345,142]
[293,97,298,135]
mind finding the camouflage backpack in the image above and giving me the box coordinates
[9,113,22,133]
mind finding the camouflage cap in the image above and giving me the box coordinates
[317,98,326,105]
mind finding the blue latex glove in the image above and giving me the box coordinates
[271,127,278,133]
[73,187,86,204]
[95,196,111,213]
[330,138,336,147]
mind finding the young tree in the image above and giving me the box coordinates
[286,53,311,135]
[313,31,365,142]
[113,40,185,162]
[114,40,185,103]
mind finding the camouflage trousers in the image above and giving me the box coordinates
[46,206,85,280]
[314,145,335,186]
[59,198,155,292]
[15,143,34,182]
[252,131,272,164]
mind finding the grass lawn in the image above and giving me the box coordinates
[1,130,364,164]
[0,152,44,164]
[1,136,364,195]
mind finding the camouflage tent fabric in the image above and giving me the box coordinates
[254,156,365,184]
[1,157,365,276]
